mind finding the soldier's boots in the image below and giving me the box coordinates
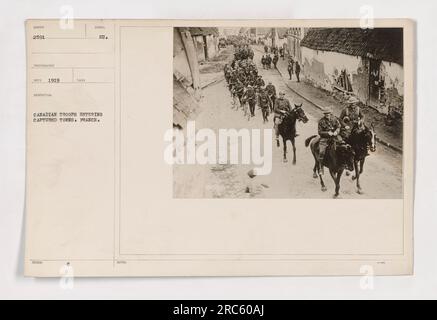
[318,152,325,175]
[318,158,325,175]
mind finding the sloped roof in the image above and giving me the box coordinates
[189,27,219,37]
[301,28,403,65]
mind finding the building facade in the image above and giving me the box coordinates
[300,28,404,114]
[189,27,219,62]
[173,28,203,126]
[286,27,307,62]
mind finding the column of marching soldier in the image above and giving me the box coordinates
[224,44,272,124]
[223,42,291,126]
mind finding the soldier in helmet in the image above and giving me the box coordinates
[287,59,294,80]
[243,85,257,117]
[273,91,292,143]
[265,81,277,112]
[261,54,266,69]
[339,96,365,140]
[255,75,265,89]
[228,71,238,96]
[295,61,301,82]
[258,86,272,123]
[318,106,341,174]
[266,54,272,69]
[234,80,245,107]
[273,53,279,69]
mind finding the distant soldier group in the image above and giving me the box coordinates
[233,43,254,60]
[287,56,301,82]
[224,44,277,123]
[261,50,279,70]
[261,54,272,69]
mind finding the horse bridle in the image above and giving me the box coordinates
[357,125,377,153]
[293,106,307,123]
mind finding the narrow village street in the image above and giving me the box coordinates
[194,45,403,199]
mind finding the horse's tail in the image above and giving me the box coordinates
[305,135,318,147]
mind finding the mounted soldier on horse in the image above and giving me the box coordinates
[339,96,377,194]
[274,92,309,163]
[339,96,365,141]
[305,106,355,198]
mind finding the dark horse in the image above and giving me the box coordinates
[277,104,309,164]
[305,135,355,198]
[345,123,377,194]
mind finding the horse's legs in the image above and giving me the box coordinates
[360,158,365,174]
[313,160,318,179]
[291,138,296,165]
[329,169,337,185]
[311,143,326,190]
[354,160,362,194]
[283,138,288,162]
[333,169,343,198]
[311,151,319,178]
[329,169,338,197]
[319,168,327,192]
[352,158,366,179]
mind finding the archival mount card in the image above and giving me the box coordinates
[25,19,414,277]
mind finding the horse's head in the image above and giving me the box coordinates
[360,123,377,153]
[337,143,355,172]
[293,103,309,123]
[350,121,376,154]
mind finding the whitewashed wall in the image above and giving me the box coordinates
[381,60,404,97]
[301,46,362,92]
[206,34,218,59]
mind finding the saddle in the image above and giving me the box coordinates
[314,136,340,155]
[275,110,289,122]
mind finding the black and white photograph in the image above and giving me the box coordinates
[173,27,404,199]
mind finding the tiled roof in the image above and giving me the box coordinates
[301,28,403,65]
[188,27,219,37]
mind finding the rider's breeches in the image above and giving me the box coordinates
[274,117,282,138]
[318,138,328,161]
